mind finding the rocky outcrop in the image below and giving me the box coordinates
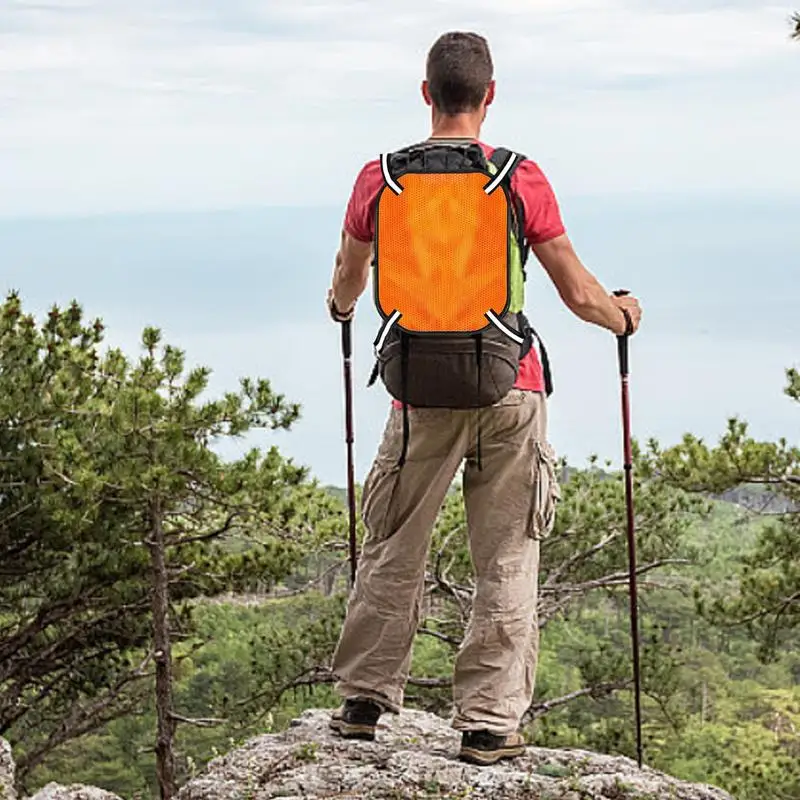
[175,708,735,800]
[1,738,15,800]
[2,711,734,800]
[26,786,122,800]
[0,738,123,800]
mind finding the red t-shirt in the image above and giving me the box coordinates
[342,139,565,406]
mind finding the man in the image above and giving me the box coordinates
[325,31,642,766]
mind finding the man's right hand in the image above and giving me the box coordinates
[610,293,642,336]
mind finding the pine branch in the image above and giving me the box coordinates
[417,626,462,647]
[14,654,154,779]
[169,712,227,728]
[542,531,619,589]
[541,559,691,597]
[729,590,800,627]
[267,559,347,599]
[173,513,239,546]
[239,665,451,719]
[524,680,630,722]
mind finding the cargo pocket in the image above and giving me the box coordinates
[360,458,403,543]
[529,440,561,540]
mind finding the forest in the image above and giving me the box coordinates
[0,293,797,800]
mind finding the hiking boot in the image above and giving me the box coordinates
[329,698,383,741]
[458,729,527,766]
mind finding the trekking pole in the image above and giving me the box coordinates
[613,289,643,769]
[341,318,358,588]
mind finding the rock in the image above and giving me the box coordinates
[1,738,15,800]
[26,784,122,800]
[1,738,122,800]
[175,708,735,800]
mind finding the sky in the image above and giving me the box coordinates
[1,0,798,487]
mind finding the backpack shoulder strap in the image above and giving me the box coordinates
[488,148,524,182]
[379,152,403,195]
[489,148,529,270]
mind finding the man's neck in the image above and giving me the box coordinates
[429,111,483,140]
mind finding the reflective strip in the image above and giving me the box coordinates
[486,310,524,344]
[484,151,517,195]
[381,154,403,195]
[375,309,402,352]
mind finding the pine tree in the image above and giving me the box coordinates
[0,294,342,797]
[652,368,800,659]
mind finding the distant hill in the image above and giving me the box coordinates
[322,475,794,519]
[322,485,347,505]
[715,484,796,513]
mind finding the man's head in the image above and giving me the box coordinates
[422,32,495,118]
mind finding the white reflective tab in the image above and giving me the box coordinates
[375,309,402,352]
[380,154,403,195]
[484,151,517,195]
[486,310,524,344]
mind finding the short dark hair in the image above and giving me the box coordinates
[426,32,493,115]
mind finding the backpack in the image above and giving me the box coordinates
[366,139,552,467]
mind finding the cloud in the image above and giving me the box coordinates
[0,0,796,488]
[0,0,798,215]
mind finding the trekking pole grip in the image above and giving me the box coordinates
[613,289,630,377]
[342,318,352,359]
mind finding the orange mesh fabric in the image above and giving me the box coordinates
[375,172,509,333]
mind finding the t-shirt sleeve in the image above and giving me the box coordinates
[511,159,566,245]
[342,159,383,243]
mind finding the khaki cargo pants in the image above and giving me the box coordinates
[331,388,559,735]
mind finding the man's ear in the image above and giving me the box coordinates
[421,80,433,107]
[485,80,496,107]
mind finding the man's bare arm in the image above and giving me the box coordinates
[531,234,641,335]
[330,230,373,313]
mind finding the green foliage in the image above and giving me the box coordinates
[23,492,800,800]
[0,292,342,791]
[27,595,345,796]
[651,370,800,657]
[6,291,798,800]
[652,687,800,800]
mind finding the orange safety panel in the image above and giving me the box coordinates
[375,172,510,333]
